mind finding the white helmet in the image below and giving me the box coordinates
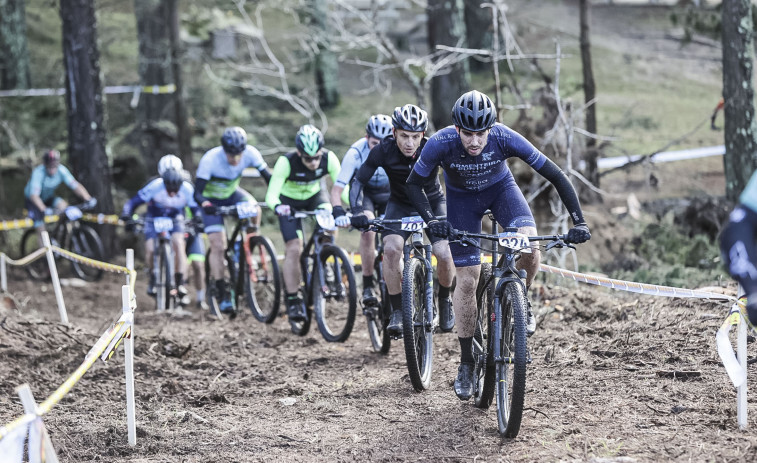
[158,154,183,176]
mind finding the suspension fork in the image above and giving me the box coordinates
[423,244,434,331]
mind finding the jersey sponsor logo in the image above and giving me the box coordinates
[481,151,493,161]
[448,160,500,171]
[315,168,323,177]
[295,172,306,177]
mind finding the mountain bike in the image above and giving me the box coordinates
[21,202,104,282]
[290,209,357,342]
[361,218,391,354]
[127,216,189,312]
[453,217,573,437]
[204,202,281,321]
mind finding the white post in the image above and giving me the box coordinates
[122,285,136,446]
[41,231,68,324]
[126,248,134,288]
[16,384,60,463]
[1,253,7,292]
[737,283,748,430]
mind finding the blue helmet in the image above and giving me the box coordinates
[451,90,497,132]
[221,127,248,155]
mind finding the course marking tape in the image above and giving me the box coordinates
[0,84,176,98]
[0,247,49,267]
[0,216,59,232]
[539,264,734,301]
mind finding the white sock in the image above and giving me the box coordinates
[196,289,205,302]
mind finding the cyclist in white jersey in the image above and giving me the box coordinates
[193,127,272,315]
[330,114,393,305]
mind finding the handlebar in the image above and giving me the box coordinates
[451,227,574,251]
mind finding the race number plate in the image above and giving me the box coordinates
[315,209,336,231]
[400,216,426,232]
[153,217,174,233]
[65,206,83,221]
[497,232,531,253]
[236,201,258,219]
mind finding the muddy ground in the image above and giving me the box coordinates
[1,238,755,463]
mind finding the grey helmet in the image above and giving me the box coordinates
[158,154,183,176]
[366,114,393,139]
[221,126,248,155]
[391,104,428,132]
[451,90,497,132]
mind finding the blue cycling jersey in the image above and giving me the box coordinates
[122,177,198,218]
[413,123,548,192]
[24,164,78,202]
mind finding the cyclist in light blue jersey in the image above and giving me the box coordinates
[194,126,272,314]
[24,149,96,231]
[121,156,200,302]
[330,114,393,305]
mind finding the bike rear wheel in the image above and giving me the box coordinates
[402,256,433,391]
[474,263,495,409]
[69,225,105,281]
[366,254,391,354]
[244,236,282,323]
[496,281,528,437]
[314,245,357,342]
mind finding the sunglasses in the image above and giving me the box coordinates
[301,154,322,163]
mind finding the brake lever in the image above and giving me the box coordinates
[545,239,574,251]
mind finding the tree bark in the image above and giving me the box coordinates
[134,0,182,176]
[0,0,31,89]
[60,0,114,251]
[427,0,470,130]
[463,0,492,73]
[308,0,339,109]
[168,0,193,173]
[722,0,757,200]
[579,0,599,189]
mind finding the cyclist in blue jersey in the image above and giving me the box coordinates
[406,90,591,400]
[330,114,393,306]
[720,169,757,333]
[194,127,272,315]
[121,156,201,303]
[24,149,96,233]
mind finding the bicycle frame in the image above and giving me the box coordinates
[296,210,342,303]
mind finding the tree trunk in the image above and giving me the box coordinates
[308,0,339,109]
[134,0,181,176]
[0,0,31,89]
[463,0,492,73]
[722,0,757,200]
[427,0,470,130]
[60,0,114,251]
[168,0,193,173]
[579,0,599,190]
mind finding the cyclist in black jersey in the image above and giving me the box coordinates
[265,125,341,321]
[350,104,456,337]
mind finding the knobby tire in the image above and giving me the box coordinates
[402,256,433,391]
[496,281,528,437]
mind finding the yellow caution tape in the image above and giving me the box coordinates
[81,213,122,225]
[0,216,59,232]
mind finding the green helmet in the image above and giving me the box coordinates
[295,124,324,157]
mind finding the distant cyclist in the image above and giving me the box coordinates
[24,149,96,235]
[330,114,393,306]
[406,90,590,400]
[349,105,456,338]
[121,155,200,302]
[181,169,209,311]
[265,124,341,322]
[194,127,272,315]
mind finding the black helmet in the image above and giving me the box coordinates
[43,149,61,166]
[295,124,325,157]
[162,168,183,194]
[391,105,428,132]
[366,114,393,139]
[221,126,248,155]
[451,90,497,132]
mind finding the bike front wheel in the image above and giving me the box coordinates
[314,245,357,342]
[496,281,528,437]
[156,241,174,312]
[366,254,391,354]
[474,262,495,409]
[244,236,282,323]
[69,225,105,281]
[20,229,51,281]
[402,256,433,391]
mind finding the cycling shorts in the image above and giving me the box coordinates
[186,232,206,262]
[447,179,536,267]
[361,187,389,217]
[25,197,64,228]
[144,214,186,241]
[382,199,447,245]
[202,188,256,234]
[277,191,331,243]
[721,205,757,297]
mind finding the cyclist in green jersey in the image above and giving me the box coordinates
[265,125,341,321]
